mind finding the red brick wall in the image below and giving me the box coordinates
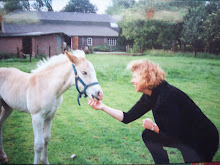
[78,37,107,49]
[0,34,64,58]
[72,36,78,50]
[0,37,22,55]
[32,34,58,57]
[93,37,106,45]
[78,36,85,48]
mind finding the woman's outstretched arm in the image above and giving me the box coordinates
[88,98,124,122]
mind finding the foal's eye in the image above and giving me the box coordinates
[82,71,87,75]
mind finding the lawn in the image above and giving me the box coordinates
[0,51,219,164]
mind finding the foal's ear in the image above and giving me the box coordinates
[65,51,79,64]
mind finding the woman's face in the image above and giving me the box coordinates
[131,71,145,92]
[131,70,152,95]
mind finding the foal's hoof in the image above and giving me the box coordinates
[0,158,8,163]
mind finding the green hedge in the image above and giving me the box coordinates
[93,45,111,52]
[0,52,17,60]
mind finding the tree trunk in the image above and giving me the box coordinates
[212,44,214,54]
[179,39,182,50]
[183,43,186,52]
[172,40,175,53]
[194,47,197,58]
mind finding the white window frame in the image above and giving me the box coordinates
[108,38,117,46]
[87,37,92,46]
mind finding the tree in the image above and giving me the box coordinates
[62,0,97,13]
[181,5,208,57]
[32,0,53,11]
[23,0,31,11]
[106,0,135,15]
[118,0,187,52]
[203,2,220,54]
[3,0,23,13]
[2,0,53,13]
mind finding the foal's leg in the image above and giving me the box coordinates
[32,114,44,164]
[40,116,53,164]
[0,100,13,163]
[40,98,62,164]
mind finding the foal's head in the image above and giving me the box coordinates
[65,50,103,101]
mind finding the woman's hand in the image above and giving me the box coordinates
[142,118,155,130]
[88,99,124,121]
[88,98,105,110]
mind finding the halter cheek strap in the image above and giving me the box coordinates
[72,64,99,106]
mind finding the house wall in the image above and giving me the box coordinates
[0,34,65,58]
[78,36,109,49]
[93,37,106,46]
[78,36,118,49]
[32,34,60,57]
[0,37,22,56]
[72,36,78,50]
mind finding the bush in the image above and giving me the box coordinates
[93,45,126,52]
[93,45,110,52]
[143,50,220,59]
[0,52,17,60]
[36,54,47,60]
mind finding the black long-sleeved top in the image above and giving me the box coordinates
[122,81,219,156]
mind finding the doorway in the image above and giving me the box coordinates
[22,37,32,54]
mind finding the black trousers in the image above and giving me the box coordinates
[142,129,212,164]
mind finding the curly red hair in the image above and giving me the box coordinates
[127,59,165,89]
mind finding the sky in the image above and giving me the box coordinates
[52,0,112,14]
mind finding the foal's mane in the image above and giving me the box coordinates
[31,54,67,73]
[31,50,85,73]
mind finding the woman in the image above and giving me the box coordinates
[88,59,219,164]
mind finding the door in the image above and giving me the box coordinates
[22,37,32,54]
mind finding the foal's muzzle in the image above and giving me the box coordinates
[72,64,100,105]
[92,91,103,101]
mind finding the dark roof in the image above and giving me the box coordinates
[3,23,118,37]
[2,11,119,37]
[0,32,68,37]
[4,11,119,23]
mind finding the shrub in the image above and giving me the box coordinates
[143,50,220,59]
[36,54,47,60]
[0,52,17,60]
[93,45,110,52]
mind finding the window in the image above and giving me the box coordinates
[87,38,92,46]
[108,38,117,46]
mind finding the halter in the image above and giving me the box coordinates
[72,64,99,106]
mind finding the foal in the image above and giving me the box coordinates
[0,50,103,164]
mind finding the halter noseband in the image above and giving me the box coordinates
[72,64,99,106]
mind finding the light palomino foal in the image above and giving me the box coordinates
[0,50,103,164]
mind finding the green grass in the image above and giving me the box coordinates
[0,51,219,164]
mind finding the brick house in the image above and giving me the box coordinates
[0,32,69,58]
[0,11,120,57]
